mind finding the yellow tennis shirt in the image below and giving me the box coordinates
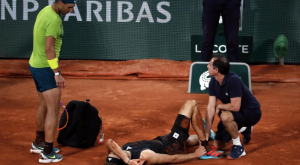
[29,5,63,68]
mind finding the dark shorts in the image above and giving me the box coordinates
[29,64,57,93]
[215,107,262,143]
[121,140,165,159]
[155,114,190,155]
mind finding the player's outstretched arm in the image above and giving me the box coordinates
[205,96,217,140]
[140,146,206,165]
[106,139,144,165]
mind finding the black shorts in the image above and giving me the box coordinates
[155,114,190,155]
[29,64,57,92]
[215,107,262,142]
[121,140,165,159]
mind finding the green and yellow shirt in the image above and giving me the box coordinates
[29,5,63,68]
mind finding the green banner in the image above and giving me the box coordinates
[0,0,299,63]
[0,0,202,60]
[188,62,251,94]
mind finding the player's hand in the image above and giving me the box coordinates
[55,75,66,89]
[205,132,211,141]
[216,105,222,118]
[128,158,145,165]
[194,146,207,158]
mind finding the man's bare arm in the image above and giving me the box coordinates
[45,36,59,73]
[140,146,206,165]
[45,36,65,88]
[217,97,241,112]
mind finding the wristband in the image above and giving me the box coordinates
[127,159,131,164]
[47,58,58,69]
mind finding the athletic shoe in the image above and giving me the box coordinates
[209,130,215,141]
[227,145,246,159]
[39,150,63,163]
[30,142,60,154]
[242,126,252,144]
[199,146,225,159]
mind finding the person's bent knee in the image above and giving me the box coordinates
[184,100,197,107]
[179,100,197,117]
[220,111,233,123]
[106,139,113,146]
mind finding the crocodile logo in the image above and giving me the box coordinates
[199,71,211,91]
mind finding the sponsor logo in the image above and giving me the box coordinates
[199,71,211,91]
[48,155,56,159]
[195,44,250,54]
[173,132,179,139]
[1,0,171,23]
[126,146,132,150]
[37,146,44,150]
[219,16,223,24]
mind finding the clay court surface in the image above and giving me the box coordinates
[0,59,300,165]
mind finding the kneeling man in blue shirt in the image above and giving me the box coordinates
[203,54,261,159]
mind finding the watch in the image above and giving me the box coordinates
[55,69,61,76]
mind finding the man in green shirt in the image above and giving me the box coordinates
[29,0,76,163]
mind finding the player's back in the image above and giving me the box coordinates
[228,72,261,109]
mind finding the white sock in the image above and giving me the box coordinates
[232,136,242,146]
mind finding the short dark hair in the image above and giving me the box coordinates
[54,0,65,4]
[212,54,230,75]
[55,0,76,4]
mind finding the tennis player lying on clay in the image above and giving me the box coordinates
[104,100,225,165]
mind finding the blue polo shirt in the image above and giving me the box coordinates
[209,72,260,109]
